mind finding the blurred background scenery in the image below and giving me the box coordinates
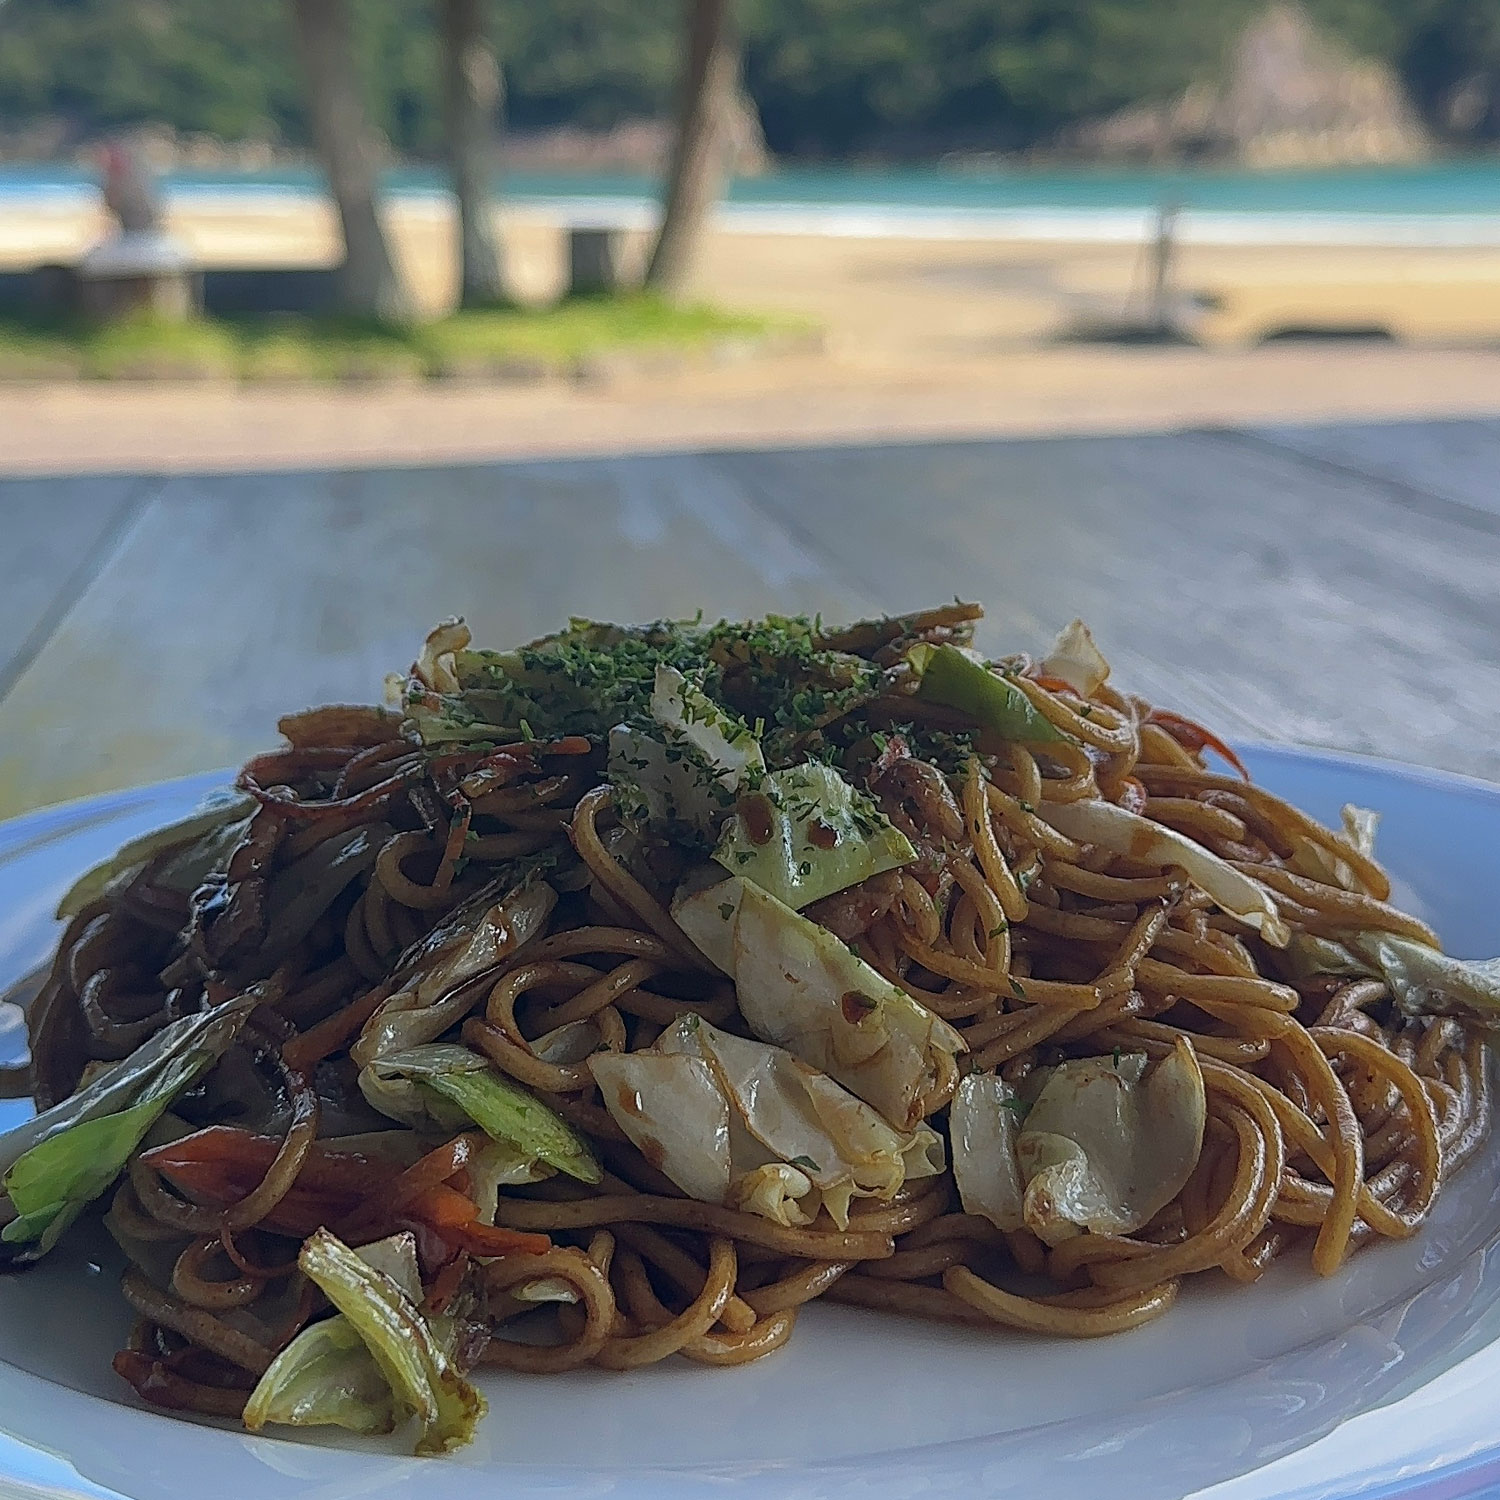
[3,0,1500,823]
[5,0,1500,397]
[4,21,1500,1500]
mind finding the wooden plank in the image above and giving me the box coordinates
[1248,418,1500,524]
[0,454,877,817]
[0,477,150,700]
[714,431,1500,781]
[5,423,1498,818]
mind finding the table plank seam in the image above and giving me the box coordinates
[1206,428,1500,541]
[0,476,164,710]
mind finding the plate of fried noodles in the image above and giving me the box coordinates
[2,602,1500,1500]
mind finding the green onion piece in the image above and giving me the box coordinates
[1,996,254,1258]
[417,1067,602,1184]
[906,642,1062,742]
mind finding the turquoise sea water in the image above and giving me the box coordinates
[9,158,1500,242]
[5,157,1500,213]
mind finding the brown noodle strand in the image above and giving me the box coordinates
[120,1269,274,1375]
[492,1193,895,1261]
[481,1249,618,1372]
[824,1275,993,1324]
[1231,864,1440,946]
[679,1308,798,1365]
[170,1238,265,1311]
[741,1260,854,1315]
[945,1266,1179,1336]
[1132,765,1391,900]
[593,1238,737,1369]
[610,1223,759,1334]
[965,761,1029,923]
[570,786,707,966]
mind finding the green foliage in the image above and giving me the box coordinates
[0,0,1496,155]
[742,0,1256,154]
[0,1,304,143]
[491,0,679,130]
[1400,0,1500,138]
[82,313,242,379]
[0,297,779,383]
[0,0,677,147]
[418,295,772,370]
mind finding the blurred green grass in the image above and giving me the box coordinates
[0,296,795,382]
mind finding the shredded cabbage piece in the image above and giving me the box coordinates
[673,877,965,1130]
[590,1015,942,1229]
[711,761,915,910]
[361,1043,600,1183]
[949,1074,1026,1231]
[1346,932,1500,1022]
[243,1233,426,1439]
[295,1228,486,1457]
[244,1316,399,1438]
[952,1042,1207,1245]
[589,1045,732,1204]
[1038,798,1290,947]
[653,664,765,785]
[1039,618,1111,698]
[606,664,765,844]
[1017,1041,1206,1244]
[352,878,557,1065]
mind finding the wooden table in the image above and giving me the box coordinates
[2,414,1498,819]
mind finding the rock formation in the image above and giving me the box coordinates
[1066,3,1430,167]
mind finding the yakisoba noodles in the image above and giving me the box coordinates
[2,604,1495,1454]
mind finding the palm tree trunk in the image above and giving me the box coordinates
[643,0,737,298]
[439,0,507,308]
[291,0,411,322]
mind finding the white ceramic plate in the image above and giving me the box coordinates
[2,747,1499,1500]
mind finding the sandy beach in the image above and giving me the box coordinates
[4,193,1500,474]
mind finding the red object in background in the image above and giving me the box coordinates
[99,140,161,234]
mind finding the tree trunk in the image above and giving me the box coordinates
[439,0,507,308]
[644,0,737,298]
[291,0,411,322]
